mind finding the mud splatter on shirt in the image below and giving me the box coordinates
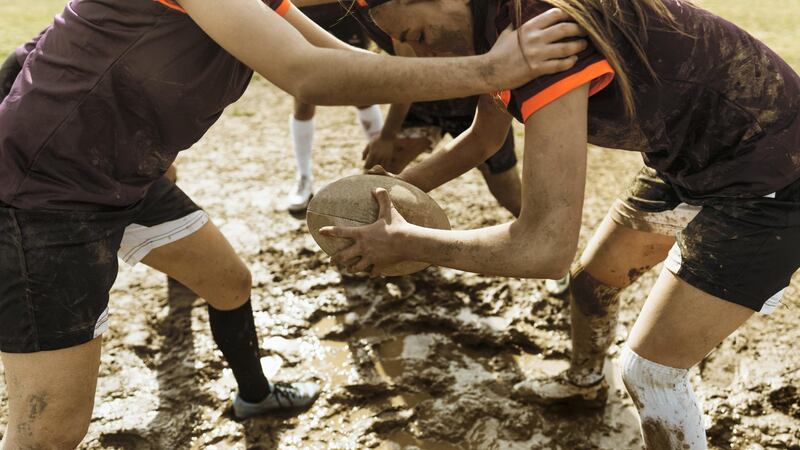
[0,0,287,211]
[487,0,800,201]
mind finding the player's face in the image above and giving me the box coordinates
[370,0,474,57]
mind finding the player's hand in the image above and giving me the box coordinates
[363,135,396,170]
[320,188,410,277]
[0,52,22,101]
[488,9,587,86]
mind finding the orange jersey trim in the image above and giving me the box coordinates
[154,0,186,13]
[275,0,292,16]
[153,0,292,16]
[520,60,615,122]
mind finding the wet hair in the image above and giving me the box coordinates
[512,0,689,117]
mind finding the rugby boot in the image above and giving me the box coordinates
[513,370,608,409]
[233,381,320,419]
[287,175,313,214]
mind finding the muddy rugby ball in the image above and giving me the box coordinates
[307,174,451,276]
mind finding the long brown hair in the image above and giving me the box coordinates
[513,0,687,117]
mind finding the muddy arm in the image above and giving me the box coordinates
[177,0,584,106]
[323,85,588,279]
[400,95,513,192]
[400,86,588,278]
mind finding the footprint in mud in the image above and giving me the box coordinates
[98,432,154,450]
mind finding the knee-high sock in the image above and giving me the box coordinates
[357,105,383,139]
[290,116,314,179]
[208,300,270,402]
[620,346,707,450]
[568,266,621,385]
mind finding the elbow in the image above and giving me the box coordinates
[510,224,578,279]
[474,130,509,159]
[271,54,334,105]
[291,77,326,105]
[512,251,573,280]
[537,251,574,280]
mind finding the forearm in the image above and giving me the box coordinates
[400,131,494,192]
[396,221,571,279]
[380,103,411,139]
[290,50,504,106]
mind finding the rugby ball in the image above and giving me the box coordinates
[307,174,451,276]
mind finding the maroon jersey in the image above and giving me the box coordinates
[0,0,288,211]
[488,0,800,200]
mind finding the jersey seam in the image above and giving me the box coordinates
[9,7,168,204]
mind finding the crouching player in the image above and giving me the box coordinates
[322,0,800,448]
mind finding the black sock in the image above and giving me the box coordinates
[208,299,271,402]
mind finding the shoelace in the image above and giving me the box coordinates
[271,383,302,407]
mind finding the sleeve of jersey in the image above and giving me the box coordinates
[14,27,49,66]
[153,0,292,16]
[505,44,615,123]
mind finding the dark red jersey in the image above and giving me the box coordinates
[0,0,288,210]
[488,0,800,200]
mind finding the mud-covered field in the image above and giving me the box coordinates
[1,1,799,449]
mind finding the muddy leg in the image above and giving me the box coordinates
[622,269,754,449]
[142,220,251,311]
[569,214,675,384]
[141,221,271,402]
[1,337,101,449]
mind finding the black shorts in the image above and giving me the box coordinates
[401,109,518,175]
[610,167,800,314]
[0,178,205,353]
[299,4,369,49]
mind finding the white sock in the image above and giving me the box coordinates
[619,346,707,450]
[290,116,314,179]
[357,105,383,139]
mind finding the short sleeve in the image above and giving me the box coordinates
[499,46,615,122]
[491,0,614,122]
[15,27,49,66]
[153,0,292,16]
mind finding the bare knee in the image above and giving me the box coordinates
[7,396,92,449]
[579,215,674,288]
[211,263,252,310]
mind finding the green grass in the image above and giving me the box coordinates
[700,0,800,69]
[0,0,797,71]
[0,0,65,56]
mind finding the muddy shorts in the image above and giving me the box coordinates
[0,177,206,353]
[401,110,517,175]
[300,4,370,49]
[610,167,800,314]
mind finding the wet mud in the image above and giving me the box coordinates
[0,77,798,449]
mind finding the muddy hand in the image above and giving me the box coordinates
[320,188,410,277]
[363,135,395,170]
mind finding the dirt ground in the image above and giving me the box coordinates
[1,2,800,450]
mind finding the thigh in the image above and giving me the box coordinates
[141,219,251,310]
[584,167,693,287]
[120,178,249,309]
[627,268,753,369]
[581,215,675,288]
[2,337,101,447]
